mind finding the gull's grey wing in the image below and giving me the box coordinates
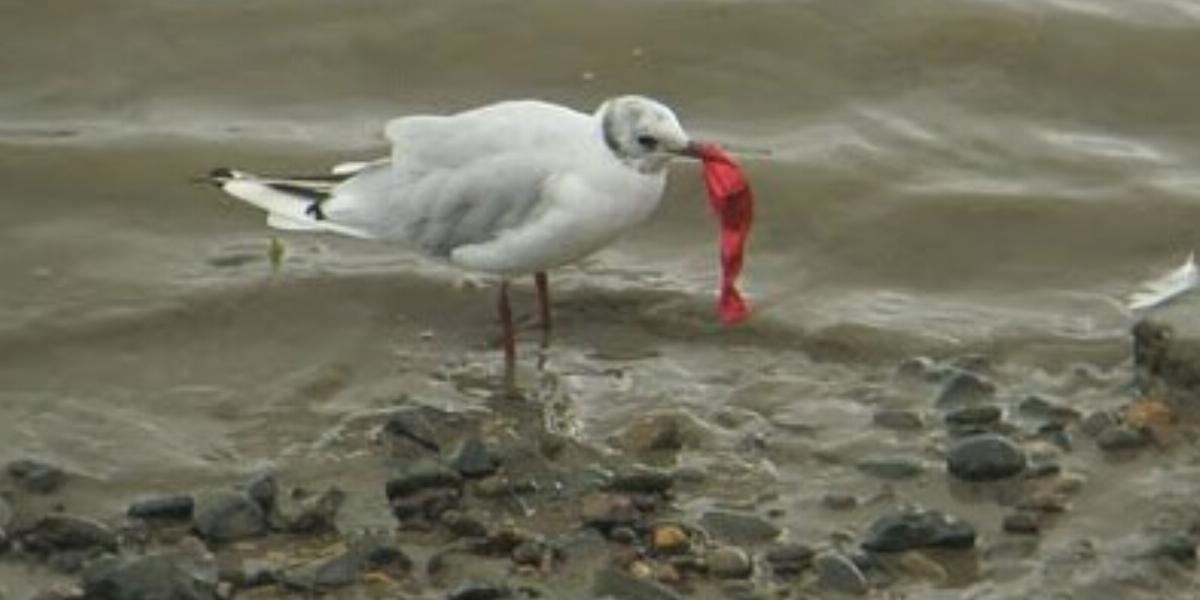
[321,150,566,259]
[384,100,594,170]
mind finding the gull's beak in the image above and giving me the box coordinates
[672,140,706,159]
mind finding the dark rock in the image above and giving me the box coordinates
[1080,411,1116,438]
[391,488,461,522]
[386,460,463,499]
[707,545,752,579]
[0,496,12,552]
[944,405,1002,427]
[511,540,548,567]
[861,509,976,552]
[20,514,118,554]
[872,409,924,431]
[453,438,499,479]
[442,510,491,538]
[1096,425,1148,451]
[7,459,67,494]
[946,433,1027,481]
[1018,396,1081,422]
[610,526,637,545]
[1002,511,1040,535]
[281,487,344,534]
[128,495,195,521]
[699,511,781,545]
[814,551,868,596]
[243,473,277,514]
[592,566,684,600]
[448,582,512,600]
[606,467,674,494]
[192,490,266,542]
[383,411,441,453]
[764,543,815,577]
[935,371,996,408]
[1150,533,1197,564]
[81,551,218,600]
[279,535,410,591]
[856,457,925,480]
[822,494,858,511]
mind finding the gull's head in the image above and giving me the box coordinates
[598,95,699,172]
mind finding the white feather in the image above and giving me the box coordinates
[1127,252,1199,311]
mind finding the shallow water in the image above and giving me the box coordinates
[3,0,1200,597]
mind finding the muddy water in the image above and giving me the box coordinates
[3,0,1200,597]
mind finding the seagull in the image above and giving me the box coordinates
[204,95,705,388]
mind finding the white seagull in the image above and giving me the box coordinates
[205,95,705,387]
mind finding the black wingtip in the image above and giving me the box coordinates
[193,167,234,186]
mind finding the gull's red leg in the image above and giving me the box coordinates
[497,280,516,389]
[534,271,552,342]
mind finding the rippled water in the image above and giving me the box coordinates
[3,0,1200,596]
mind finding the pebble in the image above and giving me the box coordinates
[281,486,345,534]
[442,510,491,538]
[872,409,924,431]
[592,566,684,600]
[20,513,119,554]
[448,582,512,600]
[1018,395,1081,423]
[453,438,499,479]
[81,551,218,600]
[944,405,1002,426]
[699,511,782,545]
[6,459,67,494]
[192,490,267,542]
[946,433,1027,481]
[1150,532,1197,564]
[651,524,689,554]
[1002,511,1040,534]
[861,509,976,552]
[1096,425,1148,451]
[935,371,996,408]
[580,493,640,530]
[127,495,195,521]
[0,496,12,551]
[610,526,637,545]
[382,411,441,453]
[243,472,278,513]
[279,535,410,591]
[896,356,943,382]
[814,551,868,596]
[1079,411,1116,438]
[385,459,463,499]
[764,543,815,576]
[707,545,752,579]
[821,493,859,511]
[606,467,674,494]
[856,457,925,480]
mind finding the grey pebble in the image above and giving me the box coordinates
[856,457,925,480]
[1096,425,1148,451]
[279,535,410,591]
[606,467,674,494]
[1002,511,1040,535]
[81,551,218,600]
[872,409,924,431]
[699,511,782,545]
[944,405,1002,426]
[128,495,195,521]
[946,433,1027,481]
[861,509,976,552]
[592,566,683,600]
[453,438,499,479]
[935,371,996,408]
[20,513,118,554]
[243,473,277,513]
[192,490,266,542]
[448,582,512,600]
[1080,411,1116,438]
[814,551,868,596]
[6,459,67,494]
[764,543,815,576]
[708,545,752,579]
[386,459,463,499]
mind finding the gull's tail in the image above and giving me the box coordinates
[200,166,375,239]
[1127,252,1200,311]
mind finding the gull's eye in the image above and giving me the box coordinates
[636,134,658,150]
